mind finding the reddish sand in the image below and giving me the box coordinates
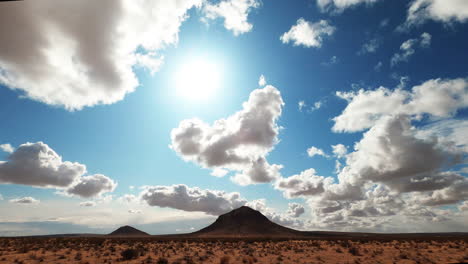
[0,237,466,264]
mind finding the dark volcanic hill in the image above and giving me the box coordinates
[108,225,149,236]
[192,206,304,237]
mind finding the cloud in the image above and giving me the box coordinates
[406,0,468,26]
[245,199,304,228]
[128,209,142,214]
[140,184,247,215]
[278,77,468,230]
[79,201,96,207]
[9,197,40,204]
[0,0,203,110]
[417,119,468,152]
[358,38,380,55]
[332,144,348,158]
[275,168,332,198]
[316,0,381,13]
[307,146,328,158]
[65,174,117,198]
[333,77,468,132]
[391,33,431,67]
[0,142,116,198]
[258,74,266,87]
[338,115,462,189]
[280,19,335,48]
[203,0,260,36]
[0,144,14,153]
[298,101,306,112]
[0,142,85,188]
[171,85,284,185]
[287,203,305,217]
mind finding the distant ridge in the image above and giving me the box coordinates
[192,206,303,237]
[108,225,149,236]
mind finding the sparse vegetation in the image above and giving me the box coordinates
[0,237,465,263]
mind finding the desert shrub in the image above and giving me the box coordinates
[121,248,139,260]
[157,257,169,264]
[348,246,360,256]
[220,255,231,264]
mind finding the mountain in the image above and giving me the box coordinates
[108,225,149,236]
[192,206,304,238]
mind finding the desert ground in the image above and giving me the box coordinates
[0,237,467,264]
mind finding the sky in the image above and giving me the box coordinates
[0,0,467,236]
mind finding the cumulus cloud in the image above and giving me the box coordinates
[0,144,14,153]
[0,0,203,110]
[65,174,117,198]
[307,146,328,158]
[338,115,462,189]
[391,33,431,67]
[246,199,304,228]
[9,197,39,204]
[280,19,335,48]
[79,201,96,207]
[287,203,305,217]
[203,0,260,36]
[332,144,348,158]
[171,85,284,185]
[128,209,142,214]
[0,142,116,198]
[275,168,332,198]
[279,77,468,230]
[406,0,468,26]
[0,142,85,188]
[333,77,468,132]
[316,0,381,13]
[140,184,246,215]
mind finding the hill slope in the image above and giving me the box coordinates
[192,206,303,237]
[108,225,149,236]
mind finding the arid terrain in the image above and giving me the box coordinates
[0,237,467,264]
[1,207,467,264]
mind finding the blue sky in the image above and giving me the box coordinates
[0,0,467,235]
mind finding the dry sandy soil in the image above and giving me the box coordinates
[0,237,466,264]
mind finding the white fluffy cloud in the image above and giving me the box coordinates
[333,77,468,132]
[0,0,203,110]
[203,0,260,36]
[9,197,40,204]
[331,144,348,158]
[280,19,335,48]
[0,144,14,153]
[316,0,381,12]
[391,33,431,67]
[306,146,328,158]
[246,199,304,228]
[171,85,284,185]
[140,184,246,215]
[275,168,332,198]
[406,0,468,25]
[275,76,468,231]
[338,115,462,189]
[0,142,116,198]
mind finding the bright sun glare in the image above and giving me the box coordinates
[174,59,222,100]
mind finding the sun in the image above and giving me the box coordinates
[174,59,222,100]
